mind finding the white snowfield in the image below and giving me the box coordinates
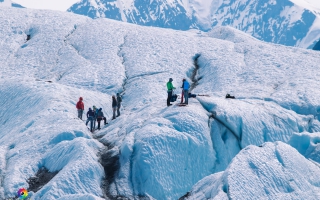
[0,6,320,200]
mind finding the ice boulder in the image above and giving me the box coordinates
[183,142,320,199]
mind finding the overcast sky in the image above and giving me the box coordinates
[13,0,80,11]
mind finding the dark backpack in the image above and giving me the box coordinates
[117,96,122,103]
[97,110,103,118]
[226,94,235,99]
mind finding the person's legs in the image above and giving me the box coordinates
[97,119,101,129]
[103,117,107,125]
[167,91,172,106]
[181,90,184,104]
[78,109,81,119]
[80,110,84,119]
[93,117,96,129]
[117,104,121,117]
[113,107,116,119]
[86,118,89,126]
[90,119,93,132]
[184,90,189,104]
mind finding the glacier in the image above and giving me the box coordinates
[0,6,320,200]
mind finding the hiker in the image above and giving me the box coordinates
[180,79,185,104]
[86,108,95,132]
[166,78,176,106]
[76,97,84,119]
[112,95,117,119]
[183,79,190,104]
[116,93,122,117]
[96,108,107,129]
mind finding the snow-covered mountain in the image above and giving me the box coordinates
[68,0,320,49]
[1,5,320,200]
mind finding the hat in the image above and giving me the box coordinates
[99,108,102,111]
[79,97,83,100]
[117,93,120,96]
[169,78,173,82]
[93,105,96,109]
[89,108,92,110]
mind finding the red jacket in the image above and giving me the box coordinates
[76,101,84,110]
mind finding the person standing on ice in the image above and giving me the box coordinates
[112,95,117,120]
[76,97,84,119]
[86,107,95,132]
[183,79,190,104]
[166,78,175,106]
[96,108,107,129]
[116,93,122,117]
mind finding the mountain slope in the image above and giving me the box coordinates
[68,0,320,48]
[1,6,320,200]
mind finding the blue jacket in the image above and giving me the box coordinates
[87,109,95,118]
[183,80,190,90]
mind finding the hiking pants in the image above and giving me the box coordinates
[112,106,117,119]
[183,90,189,104]
[86,116,94,132]
[167,91,172,106]
[97,117,107,129]
[117,104,121,117]
[78,109,83,119]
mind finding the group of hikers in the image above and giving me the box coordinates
[166,78,190,106]
[76,93,122,132]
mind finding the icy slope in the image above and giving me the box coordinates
[0,6,320,200]
[183,142,320,200]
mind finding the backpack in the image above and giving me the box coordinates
[226,94,235,99]
[117,96,122,103]
[171,94,178,102]
[97,110,103,118]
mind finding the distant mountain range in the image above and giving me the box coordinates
[68,0,320,49]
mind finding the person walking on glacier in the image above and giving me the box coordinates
[112,95,117,120]
[86,107,95,132]
[166,78,175,106]
[96,108,107,129]
[116,93,122,117]
[182,79,190,104]
[76,97,84,119]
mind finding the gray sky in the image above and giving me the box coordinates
[13,0,80,11]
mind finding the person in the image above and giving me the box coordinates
[76,97,84,119]
[96,108,107,129]
[166,78,175,106]
[180,79,185,104]
[112,95,117,119]
[183,79,190,104]
[116,93,122,117]
[86,108,95,132]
